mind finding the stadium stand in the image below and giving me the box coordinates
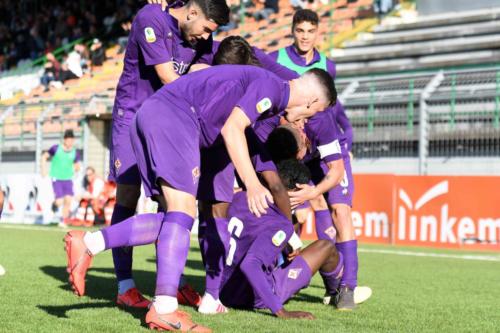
[332,6,500,75]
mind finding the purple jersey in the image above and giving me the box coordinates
[220,191,294,313]
[113,4,213,120]
[304,103,347,163]
[268,45,336,79]
[334,102,353,152]
[132,65,289,197]
[150,64,289,148]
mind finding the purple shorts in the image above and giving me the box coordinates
[197,145,235,203]
[307,155,354,207]
[273,256,312,304]
[109,107,141,185]
[130,98,200,198]
[52,179,74,199]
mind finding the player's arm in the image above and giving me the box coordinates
[155,62,179,83]
[239,232,314,319]
[136,5,178,83]
[41,151,50,177]
[74,150,82,173]
[260,170,292,221]
[221,108,274,217]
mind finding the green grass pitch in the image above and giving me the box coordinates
[0,224,499,332]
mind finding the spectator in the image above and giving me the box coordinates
[253,0,279,21]
[90,38,106,68]
[41,129,81,226]
[40,52,61,92]
[59,44,84,82]
[74,166,105,226]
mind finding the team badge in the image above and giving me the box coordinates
[272,230,286,247]
[342,188,348,196]
[324,226,336,240]
[256,97,272,114]
[287,268,302,280]
[144,27,156,43]
[114,158,122,171]
[192,166,200,184]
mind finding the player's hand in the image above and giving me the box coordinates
[349,151,353,161]
[275,309,315,320]
[288,183,318,208]
[147,0,168,11]
[247,183,274,218]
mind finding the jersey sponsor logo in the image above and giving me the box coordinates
[324,226,337,240]
[256,97,272,114]
[287,268,302,280]
[144,27,156,43]
[192,166,200,184]
[272,230,287,247]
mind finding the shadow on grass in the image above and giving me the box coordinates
[38,265,206,319]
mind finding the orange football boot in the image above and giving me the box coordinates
[145,306,211,332]
[177,284,202,307]
[117,287,151,308]
[64,230,93,296]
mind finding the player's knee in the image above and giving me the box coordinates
[310,195,328,210]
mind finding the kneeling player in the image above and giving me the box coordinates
[219,159,344,318]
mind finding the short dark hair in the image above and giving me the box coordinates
[277,159,311,190]
[214,36,261,66]
[64,129,75,139]
[304,68,337,106]
[266,126,299,163]
[292,9,319,30]
[189,0,230,26]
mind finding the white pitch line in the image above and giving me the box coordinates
[359,248,500,262]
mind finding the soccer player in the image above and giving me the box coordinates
[268,9,336,77]
[41,129,81,226]
[268,9,359,310]
[107,0,229,308]
[64,65,336,331]
[219,159,344,318]
[195,36,298,314]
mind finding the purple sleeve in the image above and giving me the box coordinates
[267,50,279,62]
[326,58,336,80]
[236,79,282,124]
[135,5,171,66]
[253,48,298,80]
[308,111,343,163]
[74,150,81,163]
[48,144,58,156]
[239,225,293,314]
[335,102,353,151]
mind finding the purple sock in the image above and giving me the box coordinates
[315,209,337,243]
[155,212,194,297]
[202,217,230,299]
[102,212,164,248]
[109,204,136,281]
[320,252,344,295]
[336,240,358,289]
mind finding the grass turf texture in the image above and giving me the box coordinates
[0,224,499,332]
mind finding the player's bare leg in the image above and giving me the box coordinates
[198,201,229,314]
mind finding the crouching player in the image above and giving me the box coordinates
[219,159,344,318]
